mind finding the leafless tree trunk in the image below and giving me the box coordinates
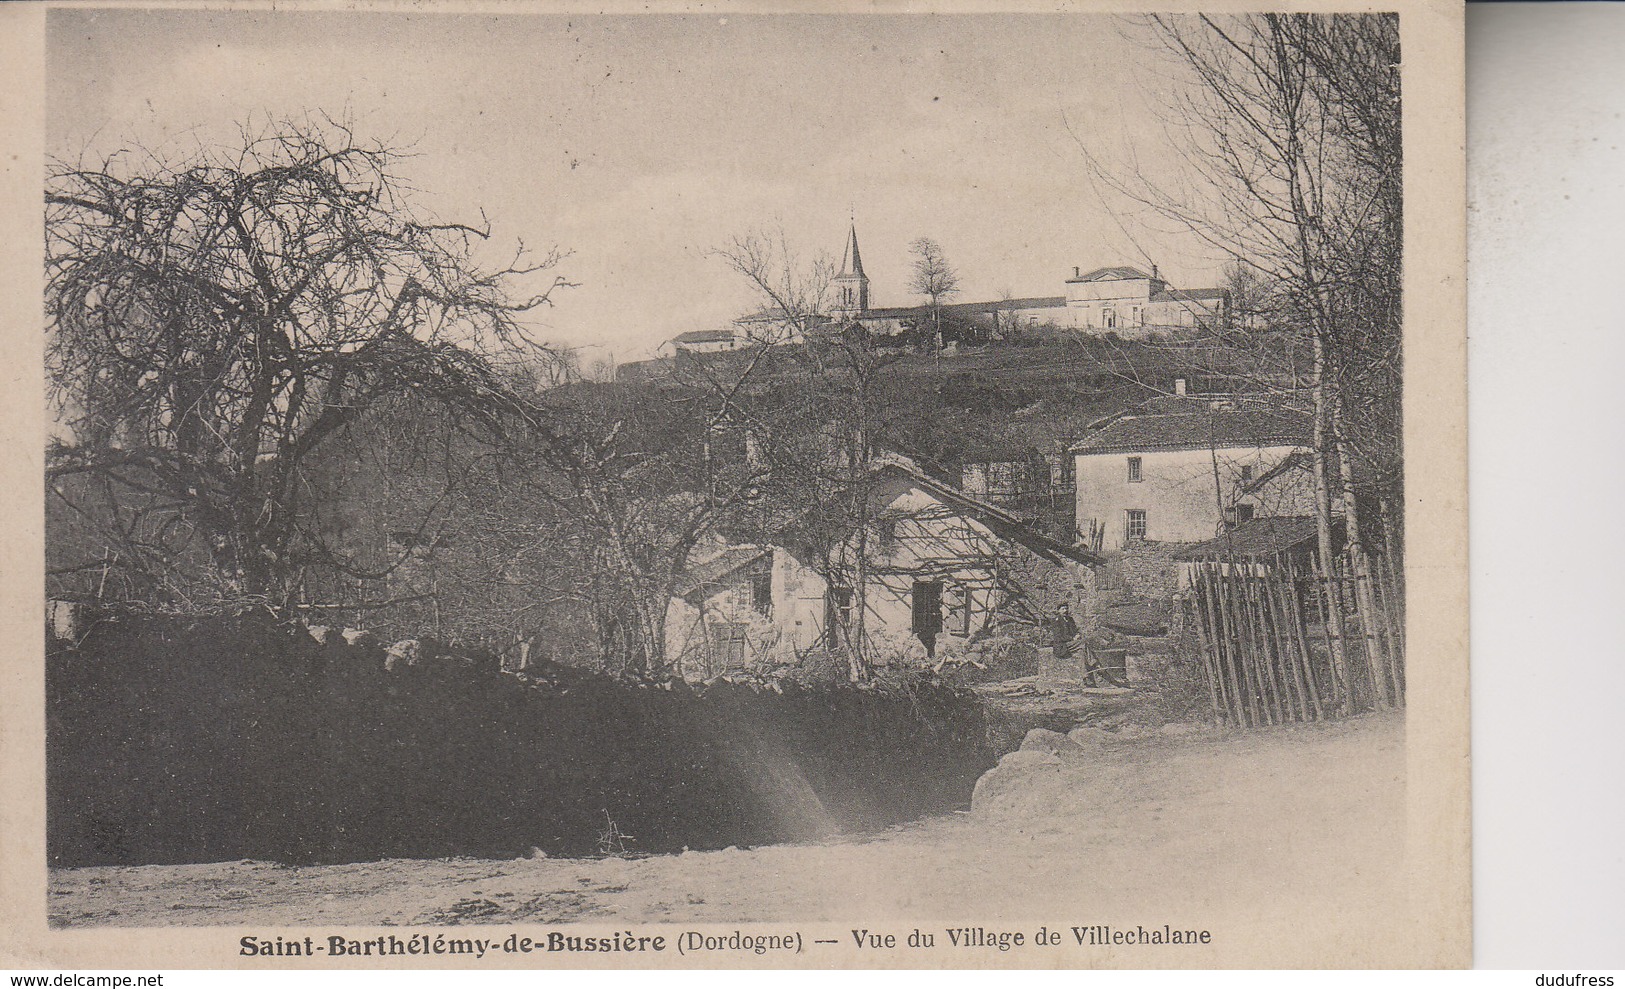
[1069,14,1400,709]
[46,115,570,610]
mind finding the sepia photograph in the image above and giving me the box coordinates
[4,1,1468,970]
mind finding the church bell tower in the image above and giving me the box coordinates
[832,222,870,319]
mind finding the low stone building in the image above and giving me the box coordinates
[665,543,829,679]
[666,462,1102,677]
[657,328,750,356]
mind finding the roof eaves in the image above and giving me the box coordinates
[872,462,1102,567]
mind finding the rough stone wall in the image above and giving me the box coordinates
[1075,542,1189,644]
[999,548,1094,623]
[1115,542,1184,604]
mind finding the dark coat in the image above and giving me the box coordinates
[1048,613,1079,658]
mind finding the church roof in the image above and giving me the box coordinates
[839,223,865,279]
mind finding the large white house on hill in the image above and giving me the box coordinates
[682,224,1231,356]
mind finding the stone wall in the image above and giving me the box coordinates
[1115,541,1184,603]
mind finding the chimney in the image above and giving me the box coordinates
[1152,264,1160,281]
[1174,378,1187,396]
[1073,266,1080,278]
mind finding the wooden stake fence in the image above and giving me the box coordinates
[1187,549,1405,726]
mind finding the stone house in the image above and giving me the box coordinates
[1060,265,1228,334]
[665,543,830,679]
[1072,391,1314,553]
[657,328,749,356]
[836,463,1099,663]
[666,462,1101,676]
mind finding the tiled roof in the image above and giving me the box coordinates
[674,546,769,599]
[854,297,1067,321]
[1174,516,1334,560]
[1244,450,1313,493]
[850,305,929,320]
[735,308,835,326]
[1071,396,1311,455]
[1067,265,1153,283]
[1151,287,1227,303]
[947,296,1068,313]
[673,329,738,344]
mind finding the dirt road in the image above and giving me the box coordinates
[49,712,1413,964]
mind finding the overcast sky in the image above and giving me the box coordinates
[47,8,1223,362]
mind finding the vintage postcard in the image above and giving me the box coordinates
[0,0,1468,970]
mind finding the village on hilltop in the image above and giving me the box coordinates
[603,224,1338,685]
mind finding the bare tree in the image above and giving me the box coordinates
[909,237,960,354]
[712,233,915,680]
[714,228,834,348]
[1218,257,1276,332]
[535,386,724,679]
[45,116,571,609]
[1071,14,1402,710]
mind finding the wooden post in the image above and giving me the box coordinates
[1241,568,1280,721]
[1265,561,1310,722]
[1261,568,1297,721]
[1354,561,1392,710]
[1188,593,1225,727]
[1225,561,1271,725]
[1312,552,1348,714]
[1202,564,1247,726]
[1370,551,1406,707]
[1285,561,1326,720]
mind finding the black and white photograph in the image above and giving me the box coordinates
[2,1,1468,970]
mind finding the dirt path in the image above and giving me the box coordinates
[49,712,1409,962]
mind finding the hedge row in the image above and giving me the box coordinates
[47,615,994,867]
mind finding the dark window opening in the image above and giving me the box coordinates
[875,517,898,550]
[750,567,772,616]
[911,580,943,636]
[1127,456,1143,483]
[912,580,944,658]
[949,583,972,637]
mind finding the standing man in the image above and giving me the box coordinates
[1048,603,1080,664]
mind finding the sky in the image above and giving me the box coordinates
[46,8,1224,363]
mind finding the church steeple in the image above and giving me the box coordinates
[840,223,865,279]
[833,222,870,316]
